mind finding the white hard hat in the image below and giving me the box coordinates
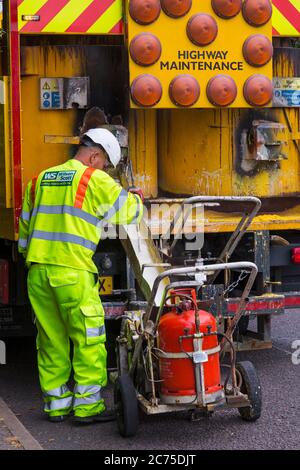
[82,128,121,167]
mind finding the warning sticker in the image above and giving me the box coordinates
[40,78,63,110]
[99,276,113,295]
[273,77,300,107]
[41,171,76,186]
[40,77,89,110]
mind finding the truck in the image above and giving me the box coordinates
[0,0,299,354]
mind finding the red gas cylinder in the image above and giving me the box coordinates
[158,289,222,404]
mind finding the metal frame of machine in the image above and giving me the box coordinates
[157,196,284,350]
[114,261,261,437]
[113,196,264,437]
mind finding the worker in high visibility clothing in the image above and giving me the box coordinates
[18,128,143,423]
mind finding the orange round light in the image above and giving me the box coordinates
[130,33,162,66]
[242,0,272,26]
[207,75,237,106]
[211,0,242,19]
[187,14,218,46]
[131,75,162,107]
[243,34,273,67]
[161,0,192,18]
[243,74,273,106]
[129,0,161,25]
[169,75,200,107]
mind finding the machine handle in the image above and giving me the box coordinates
[129,261,257,378]
[161,196,261,258]
[145,261,258,323]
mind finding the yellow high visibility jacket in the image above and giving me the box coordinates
[18,159,143,273]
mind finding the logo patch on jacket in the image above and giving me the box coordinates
[41,171,76,186]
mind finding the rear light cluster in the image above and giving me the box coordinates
[291,247,300,264]
[128,0,273,108]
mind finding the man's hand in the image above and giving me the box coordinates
[128,186,144,203]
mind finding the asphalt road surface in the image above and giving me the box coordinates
[0,310,299,451]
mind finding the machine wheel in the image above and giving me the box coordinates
[236,361,262,422]
[114,374,139,437]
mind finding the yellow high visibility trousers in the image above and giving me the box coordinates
[27,264,107,418]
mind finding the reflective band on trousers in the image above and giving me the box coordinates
[21,210,31,222]
[32,205,99,227]
[43,384,70,398]
[74,384,101,395]
[18,238,28,249]
[101,189,128,222]
[30,230,97,252]
[73,390,102,408]
[44,395,73,412]
[87,325,106,337]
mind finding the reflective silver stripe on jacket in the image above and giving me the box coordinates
[73,391,102,408]
[44,396,73,412]
[43,384,70,398]
[74,385,101,395]
[21,210,31,222]
[18,238,28,249]
[30,230,97,251]
[86,325,106,338]
[32,205,99,226]
[101,189,128,222]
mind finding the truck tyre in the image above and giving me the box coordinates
[114,374,139,437]
[236,360,262,422]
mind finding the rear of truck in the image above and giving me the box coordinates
[0,0,299,352]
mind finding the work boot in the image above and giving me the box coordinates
[48,415,67,423]
[74,409,116,424]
